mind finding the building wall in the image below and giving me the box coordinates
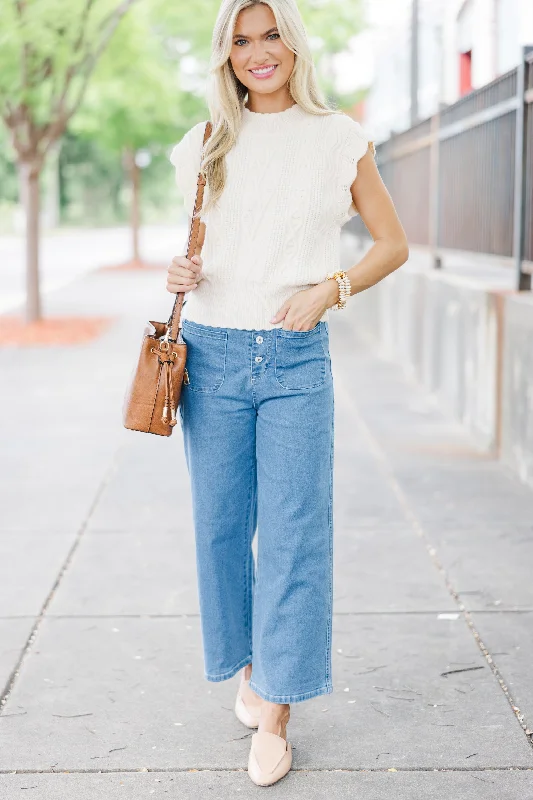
[501,293,533,486]
[364,0,533,139]
[345,253,533,490]
[349,259,500,452]
[362,3,412,141]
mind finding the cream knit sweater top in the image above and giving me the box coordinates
[169,103,373,330]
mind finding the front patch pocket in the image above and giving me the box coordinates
[274,325,327,390]
[181,324,228,393]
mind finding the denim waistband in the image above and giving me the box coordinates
[181,318,329,338]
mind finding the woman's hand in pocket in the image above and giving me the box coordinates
[166,254,203,294]
[270,281,339,330]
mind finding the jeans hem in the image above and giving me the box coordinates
[205,655,252,683]
[248,679,333,704]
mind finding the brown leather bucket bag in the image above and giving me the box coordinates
[123,121,213,436]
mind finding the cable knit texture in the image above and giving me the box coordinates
[169,103,372,330]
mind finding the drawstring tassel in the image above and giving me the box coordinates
[168,361,177,426]
[161,362,169,424]
[161,358,178,427]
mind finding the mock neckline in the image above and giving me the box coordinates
[242,102,304,126]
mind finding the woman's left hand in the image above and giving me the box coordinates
[270,281,339,330]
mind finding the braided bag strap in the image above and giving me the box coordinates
[167,120,213,342]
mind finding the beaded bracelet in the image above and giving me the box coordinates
[324,270,351,310]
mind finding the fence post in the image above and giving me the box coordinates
[513,45,532,291]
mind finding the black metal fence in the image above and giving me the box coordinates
[349,45,533,291]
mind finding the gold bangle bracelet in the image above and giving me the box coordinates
[324,270,351,310]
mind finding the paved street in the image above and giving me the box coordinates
[0,262,532,798]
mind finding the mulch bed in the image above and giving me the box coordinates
[0,317,115,347]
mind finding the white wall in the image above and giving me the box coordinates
[496,0,533,72]
[353,0,412,142]
[362,0,533,140]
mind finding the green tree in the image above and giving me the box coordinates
[58,130,126,225]
[72,3,204,262]
[0,0,136,321]
[299,0,366,107]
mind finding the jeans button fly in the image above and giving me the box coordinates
[255,335,263,344]
[255,356,263,363]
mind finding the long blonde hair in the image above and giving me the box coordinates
[198,0,340,216]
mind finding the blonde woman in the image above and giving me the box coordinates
[167,0,408,787]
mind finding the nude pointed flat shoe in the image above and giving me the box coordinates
[234,677,261,729]
[247,713,292,787]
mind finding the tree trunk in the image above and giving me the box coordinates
[20,161,42,323]
[124,147,141,263]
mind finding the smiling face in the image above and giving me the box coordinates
[229,3,295,104]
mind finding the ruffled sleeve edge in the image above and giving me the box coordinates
[169,121,209,218]
[340,119,375,219]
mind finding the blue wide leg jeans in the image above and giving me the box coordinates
[178,317,335,704]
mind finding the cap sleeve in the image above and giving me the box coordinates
[169,121,209,217]
[336,115,375,220]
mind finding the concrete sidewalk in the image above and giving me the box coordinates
[0,264,532,798]
[0,224,187,314]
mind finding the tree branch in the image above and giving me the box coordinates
[13,0,31,93]
[66,0,138,118]
[41,113,70,158]
[42,0,137,149]
[73,0,96,55]
[96,0,137,38]
[7,0,137,162]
